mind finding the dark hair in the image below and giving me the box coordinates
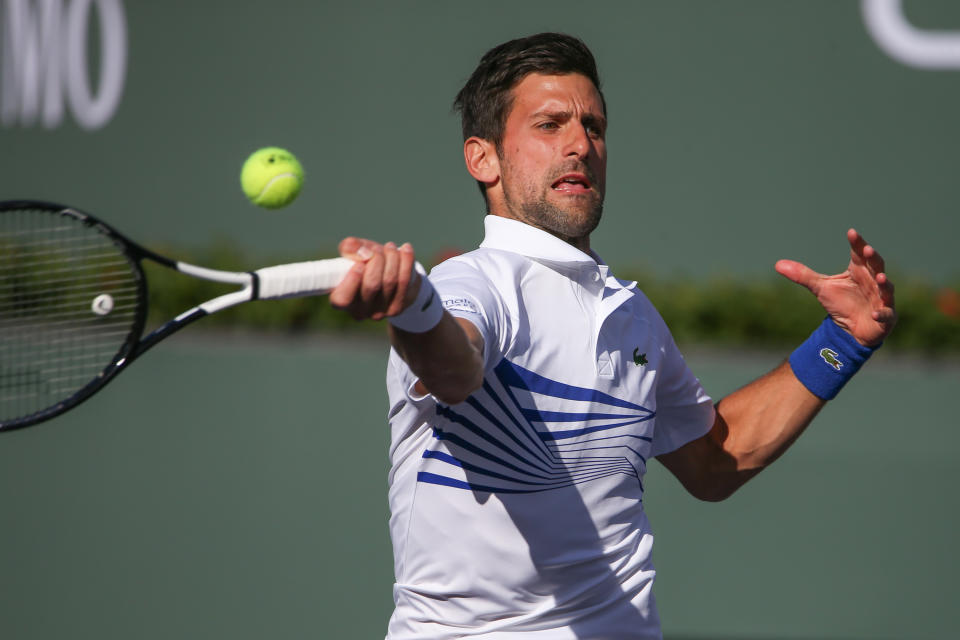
[453,32,606,149]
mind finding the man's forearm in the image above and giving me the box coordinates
[658,361,826,502]
[713,361,825,474]
[389,314,485,405]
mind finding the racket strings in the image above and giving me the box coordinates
[0,207,141,424]
[0,252,136,281]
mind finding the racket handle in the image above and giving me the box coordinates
[255,257,355,299]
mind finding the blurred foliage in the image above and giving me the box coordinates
[142,244,960,354]
[626,268,960,355]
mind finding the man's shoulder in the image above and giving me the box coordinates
[429,246,529,284]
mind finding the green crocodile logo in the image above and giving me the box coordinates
[633,348,648,366]
[820,348,842,370]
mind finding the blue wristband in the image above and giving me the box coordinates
[788,317,878,400]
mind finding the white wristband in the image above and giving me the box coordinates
[388,262,443,333]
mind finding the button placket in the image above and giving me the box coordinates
[594,276,636,382]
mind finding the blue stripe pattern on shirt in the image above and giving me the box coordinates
[416,359,655,493]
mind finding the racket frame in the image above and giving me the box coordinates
[0,200,349,431]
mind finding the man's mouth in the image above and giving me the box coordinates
[551,173,592,193]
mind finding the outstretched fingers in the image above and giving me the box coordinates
[778,229,896,346]
[876,270,894,302]
[872,306,897,324]
[849,228,896,311]
[775,259,823,294]
[848,228,886,275]
[872,270,897,322]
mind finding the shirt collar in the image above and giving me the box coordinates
[479,215,599,265]
[478,215,636,293]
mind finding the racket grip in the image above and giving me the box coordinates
[255,258,355,299]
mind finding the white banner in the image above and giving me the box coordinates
[1,0,127,130]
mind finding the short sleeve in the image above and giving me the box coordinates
[428,258,510,374]
[650,330,715,457]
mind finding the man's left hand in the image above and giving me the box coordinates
[775,229,896,347]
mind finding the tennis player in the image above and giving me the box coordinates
[330,33,896,640]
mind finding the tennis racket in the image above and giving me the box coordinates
[0,200,354,432]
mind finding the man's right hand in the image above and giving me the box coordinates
[330,237,485,404]
[330,237,420,321]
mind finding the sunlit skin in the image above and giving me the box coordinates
[776,229,896,347]
[330,67,897,498]
[464,73,607,253]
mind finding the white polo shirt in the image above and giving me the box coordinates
[385,216,714,639]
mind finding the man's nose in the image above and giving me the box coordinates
[563,122,591,158]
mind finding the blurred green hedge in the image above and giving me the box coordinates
[627,270,960,355]
[144,245,960,355]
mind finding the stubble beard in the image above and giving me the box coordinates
[502,179,604,244]
[500,159,604,244]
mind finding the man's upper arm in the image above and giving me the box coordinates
[431,260,510,373]
[645,307,721,498]
[401,258,506,402]
[648,321,715,458]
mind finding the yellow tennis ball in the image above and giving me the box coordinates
[240,147,304,209]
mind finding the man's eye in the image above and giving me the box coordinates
[586,124,604,138]
[538,122,559,131]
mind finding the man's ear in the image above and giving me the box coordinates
[463,136,500,187]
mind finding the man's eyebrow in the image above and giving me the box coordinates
[582,113,606,130]
[529,110,606,128]
[530,109,573,121]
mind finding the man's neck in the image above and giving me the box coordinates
[489,211,592,254]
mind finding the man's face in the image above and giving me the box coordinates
[495,73,607,245]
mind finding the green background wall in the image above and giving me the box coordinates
[1,340,957,639]
[1,0,958,281]
[2,2,959,639]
